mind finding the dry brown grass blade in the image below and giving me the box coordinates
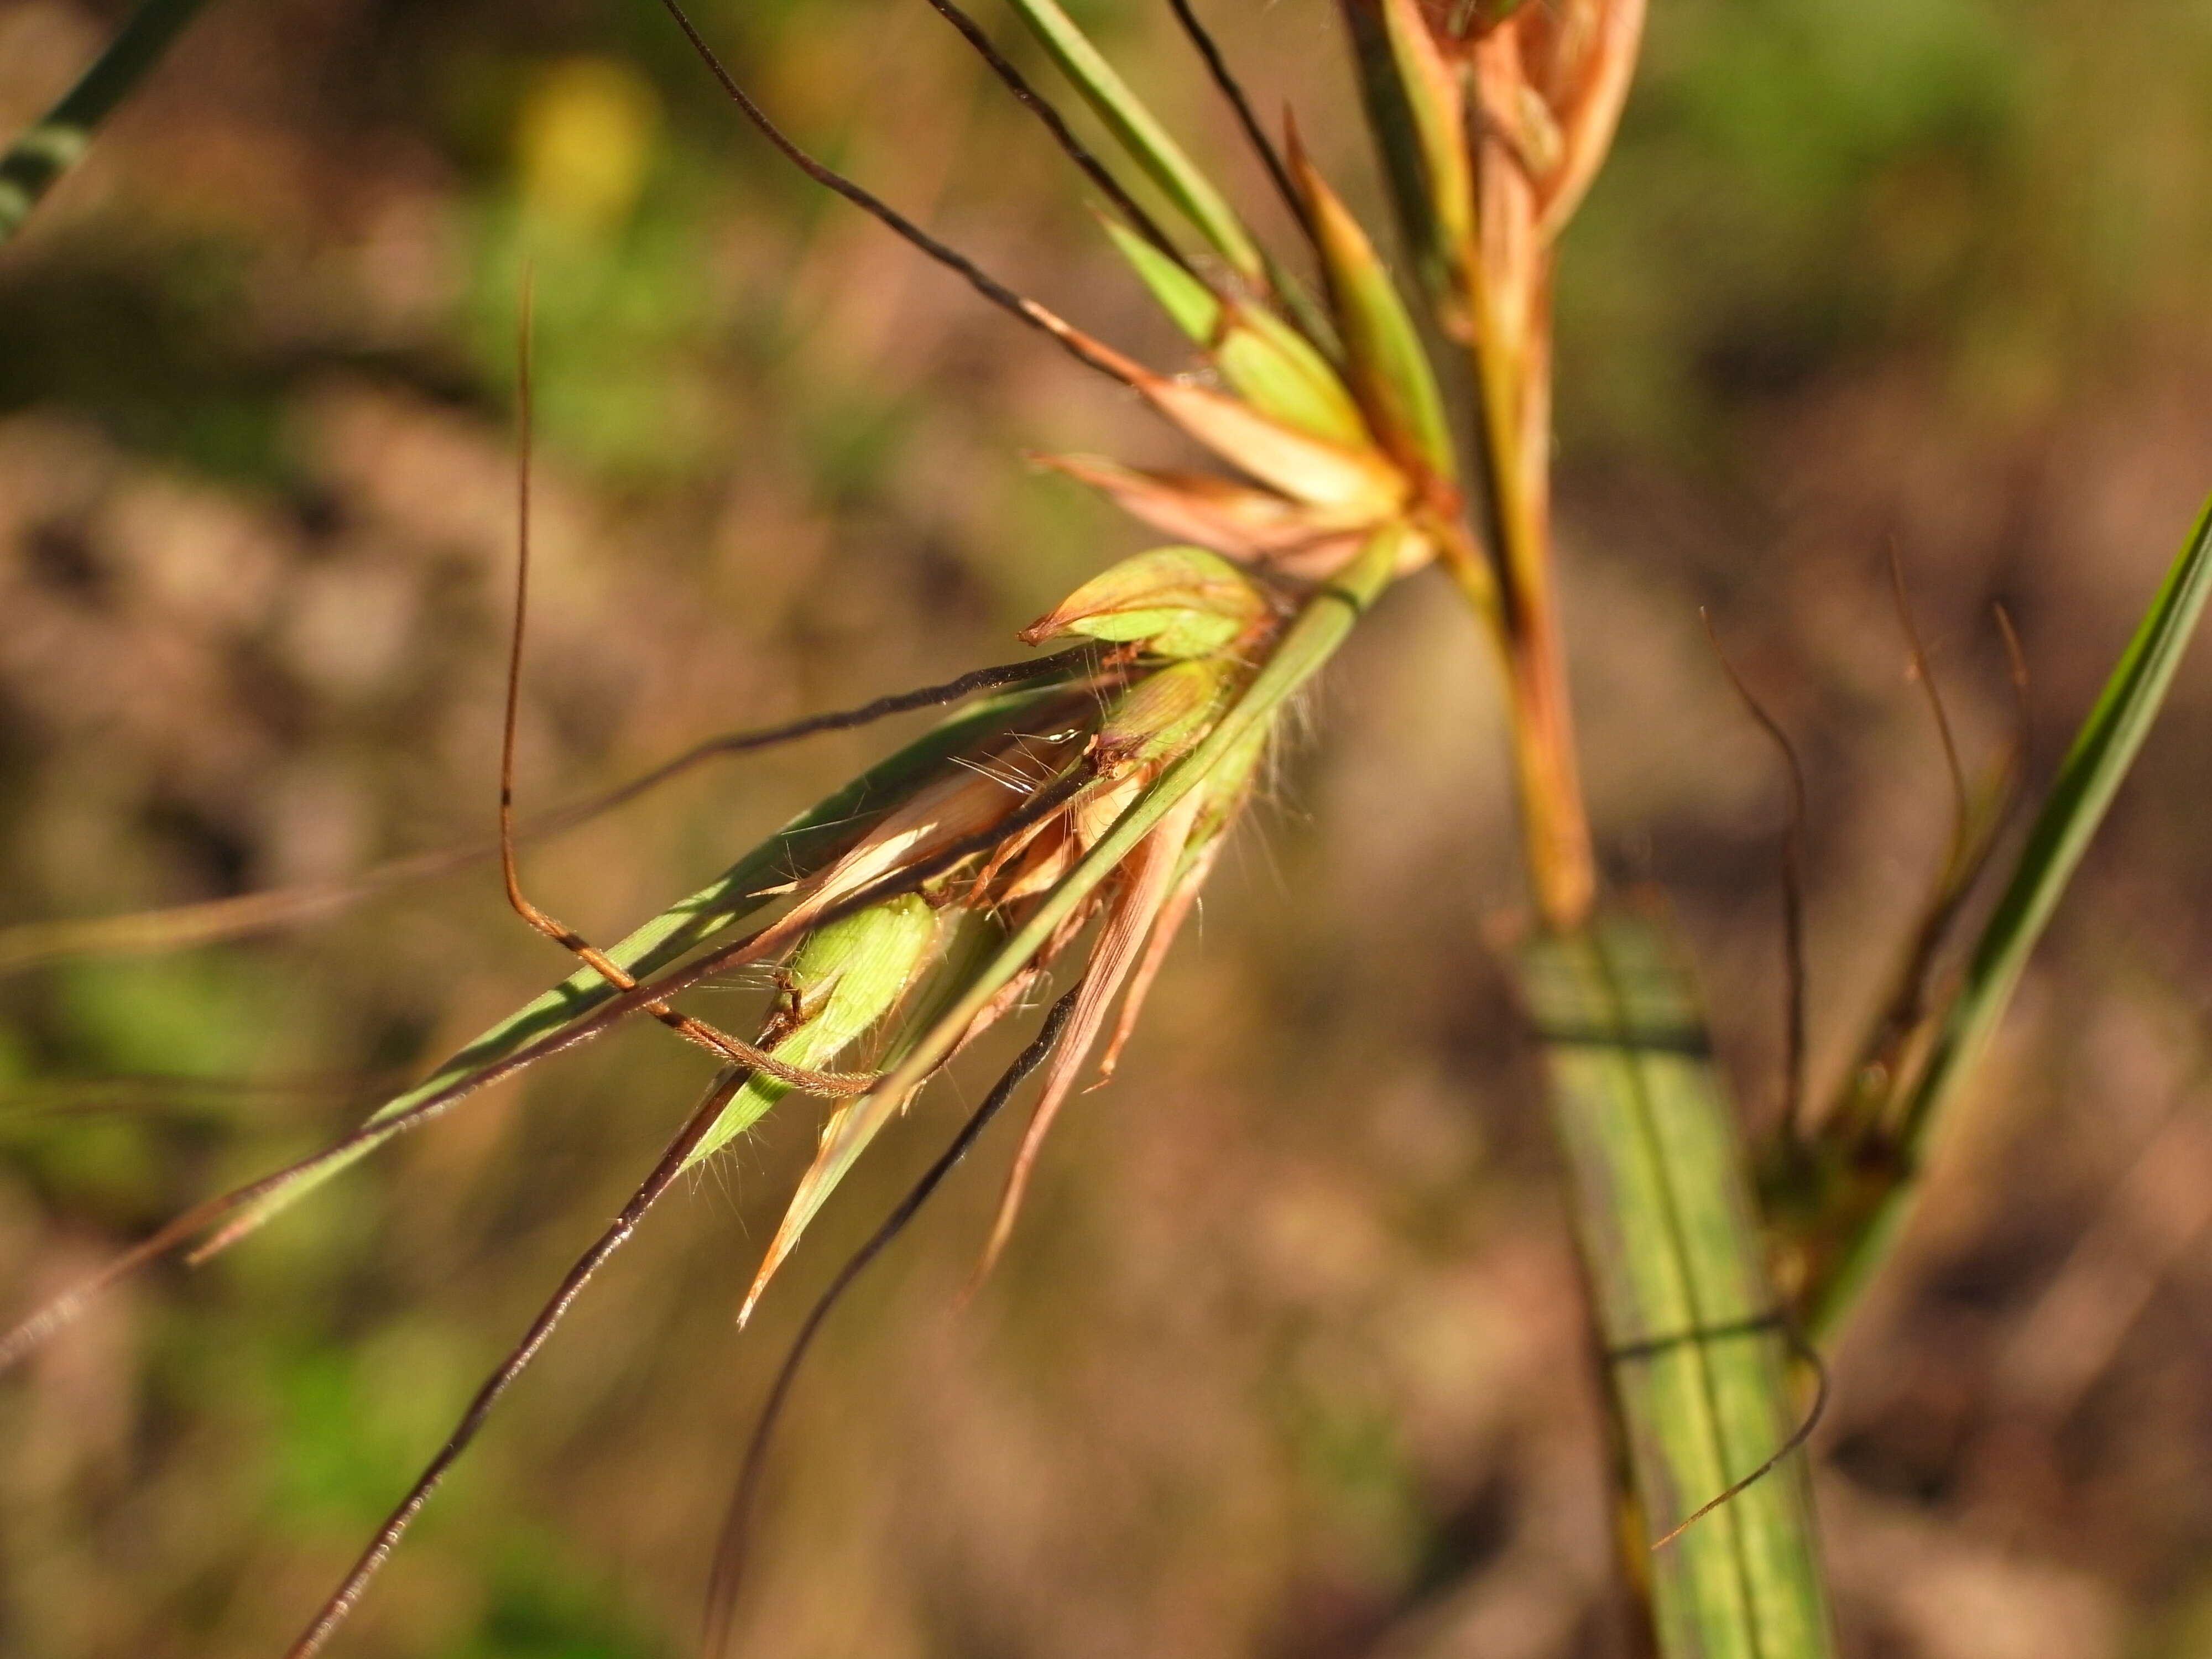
[974,787,1206,1280]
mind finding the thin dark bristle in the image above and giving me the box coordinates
[1700,611,1810,1144]
[700,987,1082,1656]
[563,645,1103,827]
[0,756,1104,1375]
[499,270,535,926]
[1848,598,2037,1119]
[494,278,875,1097]
[0,649,1106,978]
[653,0,1133,387]
[921,0,1188,264]
[1164,0,1311,241]
[1650,1316,1832,1551]
[1888,547,1971,871]
[281,1068,754,1659]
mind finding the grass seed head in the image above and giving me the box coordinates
[682,893,946,1170]
[1095,657,1241,775]
[1020,544,1272,659]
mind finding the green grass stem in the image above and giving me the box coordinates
[0,0,214,243]
[1520,913,1835,1659]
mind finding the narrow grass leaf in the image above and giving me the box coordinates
[1808,494,2212,1338]
[1520,914,1835,1659]
[1338,0,1457,317]
[1288,140,1457,482]
[1102,212,1220,338]
[1378,0,1473,289]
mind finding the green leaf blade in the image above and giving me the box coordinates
[1520,915,1835,1659]
[1925,493,2212,1117]
[1338,0,1455,315]
[1102,215,1223,340]
[1292,153,1457,483]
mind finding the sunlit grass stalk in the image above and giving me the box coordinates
[1358,3,2212,1640]
[1522,917,1833,1659]
[1340,7,1835,1650]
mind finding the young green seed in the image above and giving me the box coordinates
[1022,544,1272,659]
[1095,657,1241,773]
[682,893,945,1170]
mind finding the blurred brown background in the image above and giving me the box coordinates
[2,1,2210,1654]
